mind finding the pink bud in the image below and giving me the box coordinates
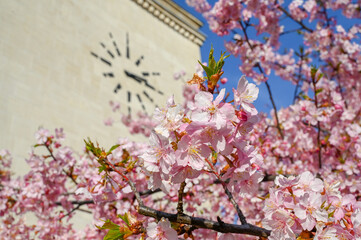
[301,106,307,111]
[220,78,228,84]
[334,104,343,111]
[237,110,248,122]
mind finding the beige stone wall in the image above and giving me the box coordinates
[0,0,204,174]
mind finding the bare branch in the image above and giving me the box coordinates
[177,181,187,214]
[138,205,271,238]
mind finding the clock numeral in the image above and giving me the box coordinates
[90,52,112,66]
[126,33,130,59]
[143,91,154,103]
[135,56,144,66]
[142,72,160,76]
[136,94,146,111]
[100,42,115,59]
[109,32,121,57]
[114,83,121,93]
[127,91,132,103]
[103,72,114,78]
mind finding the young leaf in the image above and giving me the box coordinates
[96,219,129,240]
[96,219,120,230]
[108,144,120,155]
[118,213,130,226]
[315,88,323,95]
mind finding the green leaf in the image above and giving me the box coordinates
[208,46,216,70]
[96,219,120,230]
[310,66,318,79]
[315,88,323,95]
[299,46,304,55]
[98,164,107,174]
[96,220,127,240]
[118,213,130,226]
[108,144,120,154]
[316,72,324,82]
[198,60,213,80]
[104,229,126,240]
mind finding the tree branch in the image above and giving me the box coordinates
[106,154,271,238]
[138,205,271,237]
[238,19,284,139]
[277,5,313,33]
[204,157,248,225]
[43,143,78,185]
[177,181,186,214]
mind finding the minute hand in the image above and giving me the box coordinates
[124,70,156,90]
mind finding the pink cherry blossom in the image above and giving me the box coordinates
[146,218,178,240]
[233,76,259,114]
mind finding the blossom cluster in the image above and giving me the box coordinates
[141,75,262,196]
[263,171,361,239]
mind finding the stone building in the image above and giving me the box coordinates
[0,0,205,173]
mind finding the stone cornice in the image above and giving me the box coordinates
[131,0,206,46]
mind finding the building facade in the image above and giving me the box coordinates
[0,0,205,173]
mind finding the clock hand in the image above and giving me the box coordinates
[124,70,156,91]
[124,70,142,83]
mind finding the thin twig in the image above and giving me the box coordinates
[277,5,313,33]
[293,50,305,104]
[177,181,187,214]
[204,158,247,225]
[238,20,284,139]
[44,144,78,185]
[104,159,144,206]
[311,72,322,169]
[264,80,284,139]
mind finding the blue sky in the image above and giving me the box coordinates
[173,0,361,114]
[173,0,295,114]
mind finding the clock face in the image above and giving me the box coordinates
[90,32,164,115]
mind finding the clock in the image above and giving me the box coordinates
[90,32,164,115]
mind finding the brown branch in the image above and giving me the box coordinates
[264,80,284,139]
[177,181,186,214]
[106,155,271,238]
[204,158,248,225]
[277,5,313,33]
[311,71,322,169]
[238,20,284,139]
[138,205,271,238]
[43,144,78,185]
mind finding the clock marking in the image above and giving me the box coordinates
[109,33,121,57]
[136,93,146,111]
[100,42,115,59]
[142,72,160,76]
[126,33,130,59]
[90,52,112,66]
[143,91,154,103]
[114,83,121,93]
[103,72,114,78]
[135,56,144,66]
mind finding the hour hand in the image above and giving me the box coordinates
[124,70,156,90]
[124,70,144,84]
